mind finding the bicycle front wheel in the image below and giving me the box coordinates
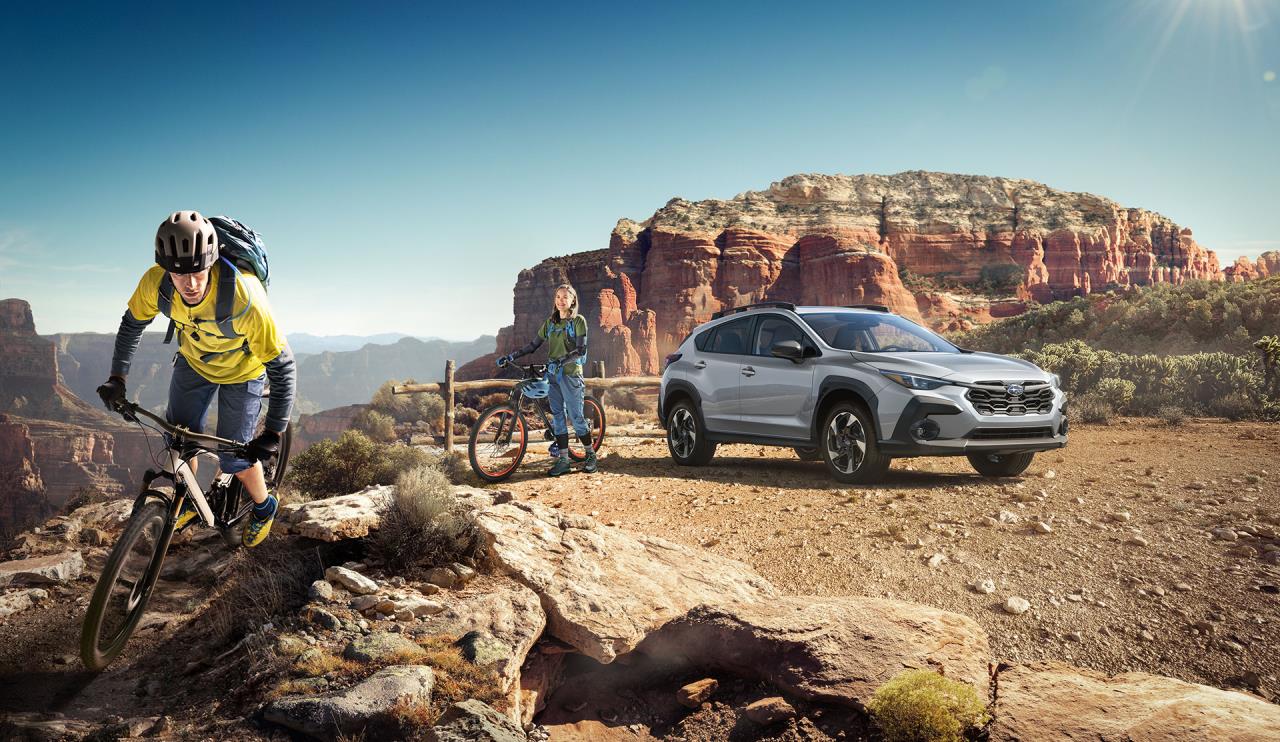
[80,498,172,671]
[469,404,528,482]
[567,395,607,462]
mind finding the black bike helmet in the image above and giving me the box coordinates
[155,210,219,273]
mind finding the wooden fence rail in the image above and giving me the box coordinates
[392,360,661,450]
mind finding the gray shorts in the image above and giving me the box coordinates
[166,355,265,474]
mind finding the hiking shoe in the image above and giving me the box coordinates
[173,499,198,532]
[242,494,278,548]
[548,455,572,477]
[581,448,598,474]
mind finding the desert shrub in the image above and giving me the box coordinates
[1156,405,1185,426]
[867,669,989,742]
[978,263,1025,293]
[1094,377,1136,413]
[371,465,484,575]
[470,392,509,411]
[605,389,649,414]
[1205,392,1256,421]
[287,431,435,497]
[425,450,470,485]
[607,407,640,427]
[202,541,323,645]
[352,409,397,443]
[371,380,446,426]
[1073,393,1112,424]
[454,406,479,428]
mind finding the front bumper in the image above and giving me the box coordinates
[877,383,1068,457]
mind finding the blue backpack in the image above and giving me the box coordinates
[157,216,270,360]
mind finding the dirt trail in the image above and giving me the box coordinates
[499,418,1280,702]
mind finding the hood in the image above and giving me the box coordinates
[848,350,1049,382]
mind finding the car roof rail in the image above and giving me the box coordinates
[711,301,797,320]
[843,304,889,312]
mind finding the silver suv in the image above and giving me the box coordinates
[659,302,1067,483]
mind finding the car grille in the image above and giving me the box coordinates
[969,426,1056,440]
[966,381,1054,416]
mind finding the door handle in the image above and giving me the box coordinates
[741,366,756,377]
[693,361,707,369]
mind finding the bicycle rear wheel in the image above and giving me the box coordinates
[80,497,172,671]
[566,395,607,462]
[469,404,527,482]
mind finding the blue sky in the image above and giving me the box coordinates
[2,0,1277,338]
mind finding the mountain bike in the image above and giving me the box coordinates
[468,361,606,482]
[79,398,291,671]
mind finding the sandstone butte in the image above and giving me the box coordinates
[0,298,151,537]
[459,171,1247,380]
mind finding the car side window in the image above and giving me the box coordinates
[706,317,753,355]
[752,315,806,355]
[695,328,715,351]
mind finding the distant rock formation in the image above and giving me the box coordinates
[1224,249,1280,282]
[462,172,1226,379]
[0,299,148,537]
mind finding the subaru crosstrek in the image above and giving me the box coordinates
[659,302,1067,483]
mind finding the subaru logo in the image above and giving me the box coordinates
[1006,384,1024,397]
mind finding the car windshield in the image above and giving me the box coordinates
[799,311,959,353]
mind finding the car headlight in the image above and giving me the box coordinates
[879,370,951,390]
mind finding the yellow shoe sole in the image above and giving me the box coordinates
[173,508,198,532]
[242,518,274,548]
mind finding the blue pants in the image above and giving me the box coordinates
[167,355,266,474]
[547,366,588,438]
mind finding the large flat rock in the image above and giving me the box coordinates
[278,485,393,541]
[0,551,84,587]
[475,500,776,663]
[263,664,433,741]
[637,596,991,705]
[991,661,1280,741]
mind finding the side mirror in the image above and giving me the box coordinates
[770,340,805,363]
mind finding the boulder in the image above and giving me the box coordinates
[0,588,47,619]
[991,662,1280,741]
[263,665,433,741]
[280,485,393,541]
[343,632,426,664]
[745,696,796,725]
[325,565,378,595]
[0,551,84,587]
[414,576,546,707]
[677,678,719,708]
[429,700,526,742]
[636,596,991,704]
[475,500,775,663]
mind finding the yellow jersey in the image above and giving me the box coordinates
[126,264,285,384]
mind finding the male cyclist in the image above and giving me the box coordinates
[96,211,296,547]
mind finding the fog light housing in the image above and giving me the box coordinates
[910,418,941,441]
[1059,417,1069,436]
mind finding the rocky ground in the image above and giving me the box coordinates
[501,418,1280,702]
[0,417,1276,741]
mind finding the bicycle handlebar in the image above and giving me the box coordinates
[110,400,248,455]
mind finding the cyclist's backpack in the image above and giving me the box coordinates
[547,316,587,370]
[157,216,271,356]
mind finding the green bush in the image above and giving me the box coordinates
[371,380,446,426]
[867,670,989,742]
[1156,405,1185,426]
[955,277,1280,357]
[352,408,397,443]
[1094,377,1136,412]
[978,263,1025,293]
[371,465,484,575]
[286,431,435,498]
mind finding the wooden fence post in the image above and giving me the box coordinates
[594,360,606,379]
[444,360,455,451]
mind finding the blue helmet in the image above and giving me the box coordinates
[518,378,550,399]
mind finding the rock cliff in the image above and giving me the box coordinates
[463,172,1226,379]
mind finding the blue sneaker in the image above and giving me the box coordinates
[548,443,561,458]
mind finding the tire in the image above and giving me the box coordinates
[967,451,1035,478]
[794,447,821,462]
[81,498,172,671]
[666,399,716,466]
[269,424,294,489]
[820,401,890,484]
[469,404,528,483]
[567,395,607,462]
